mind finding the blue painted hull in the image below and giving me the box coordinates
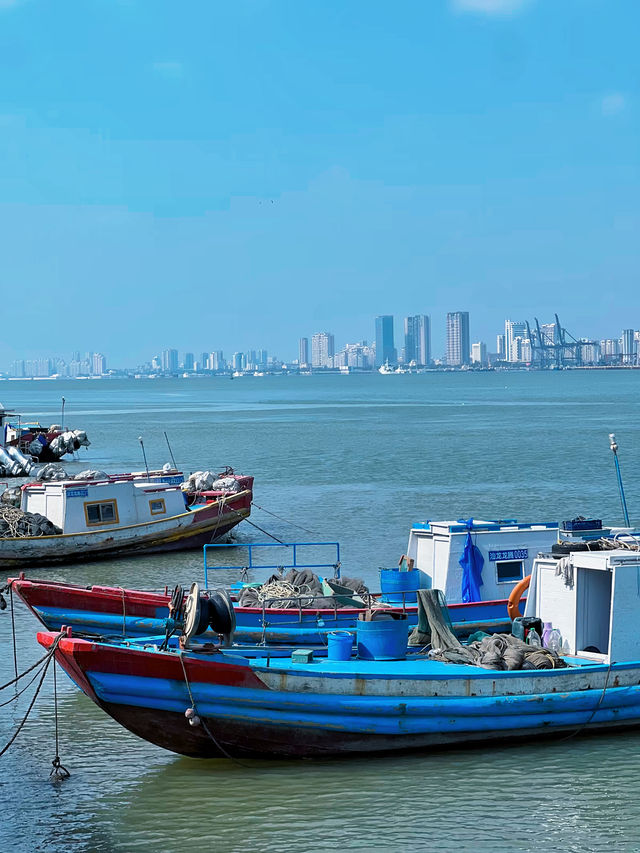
[32,602,511,645]
[42,630,640,759]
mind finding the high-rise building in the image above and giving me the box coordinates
[375,315,396,366]
[299,337,309,367]
[446,312,470,366]
[504,321,528,362]
[161,349,179,372]
[232,352,245,371]
[621,329,636,365]
[311,332,335,368]
[257,349,268,370]
[404,315,431,366]
[10,360,25,378]
[471,342,487,365]
[92,353,106,375]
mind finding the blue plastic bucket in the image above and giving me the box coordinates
[357,614,408,660]
[327,631,354,661]
[379,569,421,605]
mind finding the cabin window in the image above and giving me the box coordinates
[149,498,166,515]
[84,500,119,526]
[496,560,524,583]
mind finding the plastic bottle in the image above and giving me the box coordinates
[546,628,562,653]
[542,622,553,647]
[527,628,542,647]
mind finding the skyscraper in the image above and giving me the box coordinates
[621,329,636,365]
[404,315,431,366]
[161,349,179,372]
[299,337,309,367]
[311,332,335,368]
[504,320,528,363]
[183,352,195,371]
[446,312,470,366]
[375,315,396,366]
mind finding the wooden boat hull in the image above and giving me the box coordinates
[39,630,640,759]
[14,578,513,643]
[0,491,251,568]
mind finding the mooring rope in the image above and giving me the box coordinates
[250,502,320,535]
[0,634,63,759]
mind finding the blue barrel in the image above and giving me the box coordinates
[379,568,421,605]
[327,631,354,661]
[357,614,408,660]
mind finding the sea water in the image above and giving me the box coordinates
[1,371,640,852]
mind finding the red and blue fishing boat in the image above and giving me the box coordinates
[38,548,640,759]
[12,521,560,643]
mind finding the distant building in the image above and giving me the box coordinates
[183,352,195,371]
[504,321,528,362]
[92,353,106,375]
[580,340,601,365]
[299,338,309,368]
[404,315,431,366]
[10,360,25,378]
[621,329,636,365]
[311,332,335,368]
[161,349,179,373]
[232,352,245,371]
[446,312,470,366]
[496,334,506,360]
[471,342,487,366]
[256,349,268,370]
[375,315,396,366]
[335,342,374,370]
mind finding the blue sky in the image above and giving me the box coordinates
[0,0,638,365]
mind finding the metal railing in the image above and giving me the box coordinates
[203,541,341,587]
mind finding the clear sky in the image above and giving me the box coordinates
[0,0,638,365]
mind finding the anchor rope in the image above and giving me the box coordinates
[0,648,52,691]
[243,519,288,544]
[178,651,257,769]
[50,659,70,779]
[250,502,320,535]
[10,583,18,680]
[0,634,63,759]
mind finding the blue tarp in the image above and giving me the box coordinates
[459,521,484,603]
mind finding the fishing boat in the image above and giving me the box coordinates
[0,470,253,568]
[0,402,90,469]
[38,547,640,759]
[11,519,560,640]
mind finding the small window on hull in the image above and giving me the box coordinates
[84,500,119,526]
[496,560,524,583]
[149,499,166,515]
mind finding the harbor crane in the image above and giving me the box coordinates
[525,314,585,368]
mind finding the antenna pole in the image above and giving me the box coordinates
[609,433,630,527]
[61,397,66,431]
[138,436,150,481]
[163,431,178,470]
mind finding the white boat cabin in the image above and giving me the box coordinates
[525,549,640,664]
[406,518,559,603]
[21,476,188,533]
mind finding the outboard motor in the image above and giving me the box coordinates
[5,445,35,475]
[180,582,236,648]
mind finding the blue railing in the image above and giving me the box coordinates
[203,541,341,587]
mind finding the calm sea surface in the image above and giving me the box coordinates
[2,371,640,852]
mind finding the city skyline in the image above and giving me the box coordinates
[0,2,637,369]
[5,310,640,377]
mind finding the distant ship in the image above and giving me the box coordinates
[378,360,395,375]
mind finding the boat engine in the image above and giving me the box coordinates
[180,582,236,648]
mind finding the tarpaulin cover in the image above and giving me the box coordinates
[459,521,484,603]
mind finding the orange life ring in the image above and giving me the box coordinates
[508,574,531,620]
